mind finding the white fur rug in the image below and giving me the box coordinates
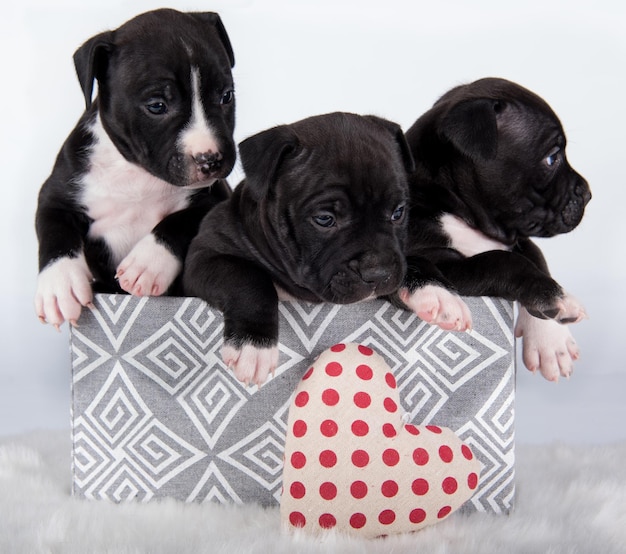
[1,430,625,554]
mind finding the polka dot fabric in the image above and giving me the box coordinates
[280,343,481,538]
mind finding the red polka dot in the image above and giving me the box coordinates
[322,388,340,406]
[291,451,306,469]
[382,448,400,466]
[382,423,397,437]
[325,362,343,376]
[462,444,474,460]
[292,420,307,438]
[426,425,442,434]
[290,481,306,499]
[302,367,313,380]
[319,450,337,468]
[439,445,453,463]
[381,480,399,497]
[353,391,371,408]
[350,480,368,499]
[409,508,426,524]
[413,448,429,466]
[352,450,370,467]
[319,513,336,529]
[319,482,337,500]
[330,343,346,352]
[385,372,397,389]
[468,472,479,490]
[351,420,369,436]
[412,478,429,496]
[405,424,420,435]
[350,513,367,529]
[294,391,309,407]
[442,477,458,494]
[378,509,396,525]
[438,506,452,519]
[320,419,338,437]
[356,364,373,380]
[383,397,397,413]
[289,511,306,527]
[358,345,374,356]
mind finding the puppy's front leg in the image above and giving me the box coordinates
[35,200,94,328]
[438,250,586,323]
[117,188,230,296]
[183,255,279,386]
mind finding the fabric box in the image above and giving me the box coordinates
[70,294,515,514]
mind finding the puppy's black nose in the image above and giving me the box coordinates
[193,152,223,174]
[349,258,392,285]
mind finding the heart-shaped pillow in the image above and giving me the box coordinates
[280,343,481,538]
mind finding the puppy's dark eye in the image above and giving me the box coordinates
[146,101,168,115]
[545,147,561,168]
[313,214,335,228]
[391,204,405,223]
[220,90,235,105]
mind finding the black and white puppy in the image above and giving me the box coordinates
[183,112,414,386]
[401,77,591,381]
[35,9,236,328]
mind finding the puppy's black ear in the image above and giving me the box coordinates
[440,99,499,160]
[194,12,235,68]
[73,31,114,110]
[365,116,416,173]
[239,125,299,200]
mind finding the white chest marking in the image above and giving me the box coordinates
[440,214,510,257]
[80,116,192,266]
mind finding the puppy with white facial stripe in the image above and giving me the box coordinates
[400,78,591,381]
[35,9,236,328]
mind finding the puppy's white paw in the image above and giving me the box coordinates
[515,308,580,382]
[399,285,473,331]
[34,254,94,328]
[116,234,181,296]
[221,343,280,387]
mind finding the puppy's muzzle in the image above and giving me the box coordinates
[349,259,393,286]
[348,251,403,294]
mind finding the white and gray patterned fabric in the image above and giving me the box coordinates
[70,294,515,514]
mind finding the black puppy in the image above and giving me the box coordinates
[401,77,591,381]
[35,9,236,328]
[184,112,414,386]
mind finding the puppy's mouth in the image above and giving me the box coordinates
[545,177,592,235]
[522,174,591,237]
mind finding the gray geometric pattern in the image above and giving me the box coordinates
[70,294,515,513]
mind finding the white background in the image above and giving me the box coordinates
[2,0,625,442]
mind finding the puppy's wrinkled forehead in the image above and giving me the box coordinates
[497,101,563,148]
[290,116,408,198]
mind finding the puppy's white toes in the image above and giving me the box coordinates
[35,254,93,328]
[221,343,279,387]
[516,307,581,382]
[402,285,472,332]
[117,235,180,297]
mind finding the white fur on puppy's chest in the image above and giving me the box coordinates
[80,117,193,266]
[440,214,510,256]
